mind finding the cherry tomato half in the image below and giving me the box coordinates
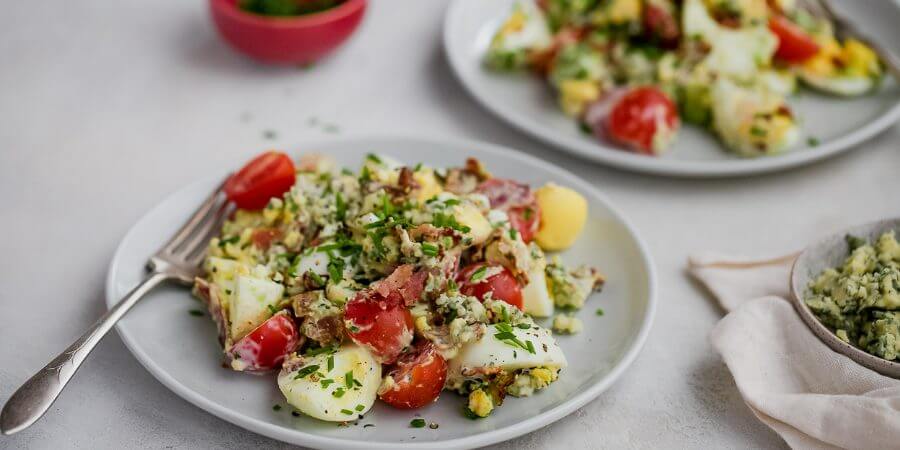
[508,205,540,243]
[769,15,820,63]
[344,292,414,364]
[457,263,524,310]
[224,151,296,210]
[379,341,448,409]
[226,313,300,372]
[606,86,678,155]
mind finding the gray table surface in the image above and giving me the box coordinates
[1,1,898,449]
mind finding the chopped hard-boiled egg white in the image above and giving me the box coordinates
[682,0,777,82]
[447,323,567,383]
[412,167,443,203]
[485,0,552,71]
[451,203,493,246]
[277,345,382,422]
[758,69,798,96]
[711,78,800,156]
[207,256,246,302]
[230,273,284,340]
[534,183,587,251]
[521,259,554,317]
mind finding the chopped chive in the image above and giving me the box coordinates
[470,266,488,282]
[308,270,325,286]
[293,365,320,379]
[355,404,365,412]
[421,242,439,257]
[596,308,605,316]
[345,371,355,389]
[305,345,338,356]
[188,309,205,317]
[332,388,346,398]
[807,136,820,147]
[320,379,335,388]
[341,409,354,415]
[267,304,278,314]
[366,153,382,164]
[327,355,335,372]
[272,404,282,411]
[410,418,426,428]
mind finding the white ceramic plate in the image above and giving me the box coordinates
[443,0,900,177]
[105,136,656,449]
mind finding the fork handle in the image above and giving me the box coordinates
[0,272,169,435]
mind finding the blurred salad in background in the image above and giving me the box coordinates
[485,0,885,157]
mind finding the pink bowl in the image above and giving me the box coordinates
[210,0,367,65]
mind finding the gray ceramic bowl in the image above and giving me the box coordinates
[789,218,900,378]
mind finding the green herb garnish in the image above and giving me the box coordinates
[470,266,488,282]
[344,371,355,389]
[596,308,605,316]
[272,404,282,411]
[294,365,320,379]
[188,309,205,317]
[341,409,354,415]
[410,418,426,428]
[335,191,347,221]
[421,242,439,257]
[493,323,535,354]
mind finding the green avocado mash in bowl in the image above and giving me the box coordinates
[790,219,900,378]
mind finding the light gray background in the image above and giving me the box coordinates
[1,1,898,449]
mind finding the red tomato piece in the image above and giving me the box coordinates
[226,313,300,372]
[456,263,524,310]
[344,292,414,364]
[769,16,820,63]
[224,151,296,210]
[508,205,540,243]
[605,86,678,155]
[379,341,448,409]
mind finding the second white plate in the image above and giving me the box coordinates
[443,0,900,177]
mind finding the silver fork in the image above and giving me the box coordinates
[0,176,233,435]
[806,0,900,80]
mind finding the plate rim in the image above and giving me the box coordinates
[442,0,900,178]
[105,135,658,449]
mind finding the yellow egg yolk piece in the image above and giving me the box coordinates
[534,183,588,251]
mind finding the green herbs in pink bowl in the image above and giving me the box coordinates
[238,0,344,17]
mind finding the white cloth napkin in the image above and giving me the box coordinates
[688,252,900,450]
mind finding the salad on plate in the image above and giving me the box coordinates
[191,150,605,422]
[485,0,885,157]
